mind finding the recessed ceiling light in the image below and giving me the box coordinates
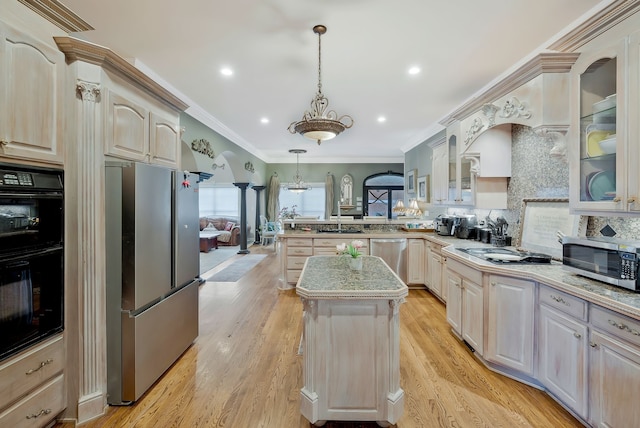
[377,116,387,123]
[408,66,421,75]
[261,117,269,124]
[220,67,233,76]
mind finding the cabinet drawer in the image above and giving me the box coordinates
[0,335,64,410]
[287,270,302,284]
[287,256,308,269]
[428,242,443,254]
[288,238,313,247]
[0,374,64,428]
[287,247,312,256]
[591,305,640,348]
[314,248,338,256]
[313,238,368,248]
[539,285,588,321]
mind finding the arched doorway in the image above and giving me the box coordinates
[363,171,404,219]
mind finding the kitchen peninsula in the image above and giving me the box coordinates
[296,255,408,426]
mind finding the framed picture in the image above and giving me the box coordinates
[417,175,428,201]
[406,169,417,194]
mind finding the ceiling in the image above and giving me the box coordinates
[60,0,607,164]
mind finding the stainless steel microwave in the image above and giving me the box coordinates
[562,236,639,291]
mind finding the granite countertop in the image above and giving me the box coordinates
[296,256,408,300]
[442,245,640,321]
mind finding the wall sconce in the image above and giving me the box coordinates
[212,163,225,170]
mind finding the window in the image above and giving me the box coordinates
[199,184,239,217]
[279,184,325,219]
[363,172,404,219]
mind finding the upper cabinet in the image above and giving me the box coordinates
[55,36,188,169]
[0,20,65,165]
[570,40,626,213]
[570,28,640,214]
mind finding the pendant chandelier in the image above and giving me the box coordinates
[288,25,353,145]
[284,149,311,193]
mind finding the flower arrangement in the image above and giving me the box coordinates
[336,240,364,258]
[278,205,299,220]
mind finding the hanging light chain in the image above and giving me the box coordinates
[317,26,322,96]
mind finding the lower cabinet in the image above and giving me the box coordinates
[486,275,535,376]
[427,242,445,301]
[406,239,425,286]
[445,258,483,355]
[589,306,640,428]
[538,304,589,419]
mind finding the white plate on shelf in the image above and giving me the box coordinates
[588,170,616,201]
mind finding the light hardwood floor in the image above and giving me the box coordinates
[58,246,584,427]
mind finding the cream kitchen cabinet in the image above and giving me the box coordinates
[430,141,449,204]
[589,305,640,427]
[0,20,65,165]
[570,29,640,214]
[538,285,589,420]
[283,237,313,285]
[406,239,425,286]
[445,257,483,355]
[426,241,445,301]
[0,335,65,428]
[313,237,369,256]
[486,275,535,376]
[105,89,181,168]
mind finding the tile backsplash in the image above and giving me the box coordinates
[461,125,640,243]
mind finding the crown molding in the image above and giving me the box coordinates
[548,0,640,52]
[54,36,189,112]
[17,0,93,33]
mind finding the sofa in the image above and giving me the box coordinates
[199,217,250,246]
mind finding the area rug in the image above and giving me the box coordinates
[199,246,239,275]
[206,254,267,282]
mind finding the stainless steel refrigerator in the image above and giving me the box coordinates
[106,162,200,405]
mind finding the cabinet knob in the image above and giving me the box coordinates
[613,196,622,203]
[0,140,8,146]
[491,282,496,286]
[574,332,582,339]
[589,342,597,348]
[628,197,637,204]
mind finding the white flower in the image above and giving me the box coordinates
[336,243,347,253]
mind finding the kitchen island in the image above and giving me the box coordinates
[296,255,408,427]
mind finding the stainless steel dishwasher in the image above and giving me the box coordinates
[370,238,407,283]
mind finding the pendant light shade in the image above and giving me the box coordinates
[284,149,311,193]
[288,25,353,145]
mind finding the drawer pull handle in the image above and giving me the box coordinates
[550,294,569,306]
[25,358,53,375]
[26,408,52,419]
[590,342,597,348]
[574,332,582,339]
[608,319,640,336]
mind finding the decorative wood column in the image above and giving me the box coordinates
[252,185,265,244]
[74,79,108,422]
[233,182,251,254]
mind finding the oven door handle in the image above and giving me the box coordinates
[0,192,62,199]
[0,246,62,265]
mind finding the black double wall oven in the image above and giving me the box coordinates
[0,162,64,362]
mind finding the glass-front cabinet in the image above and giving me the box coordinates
[571,36,639,213]
[433,133,472,206]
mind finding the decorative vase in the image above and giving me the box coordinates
[349,257,363,271]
